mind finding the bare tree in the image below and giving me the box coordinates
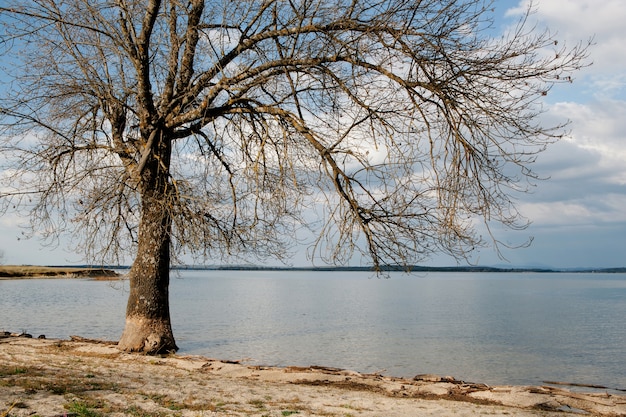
[0,0,588,353]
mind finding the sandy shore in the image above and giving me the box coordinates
[1,335,625,417]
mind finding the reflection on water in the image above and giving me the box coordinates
[1,271,625,388]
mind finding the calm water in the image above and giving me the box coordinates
[1,270,625,389]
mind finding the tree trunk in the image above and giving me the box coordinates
[118,130,177,354]
[118,192,178,353]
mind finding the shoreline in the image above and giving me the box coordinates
[1,335,625,417]
[3,264,626,276]
[0,265,120,280]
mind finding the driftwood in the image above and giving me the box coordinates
[544,380,626,393]
[533,386,618,406]
[69,335,118,345]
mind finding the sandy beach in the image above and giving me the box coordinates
[1,335,625,417]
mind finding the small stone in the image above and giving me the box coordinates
[10,332,33,338]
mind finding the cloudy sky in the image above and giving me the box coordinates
[1,0,624,269]
[464,0,626,269]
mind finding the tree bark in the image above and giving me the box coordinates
[118,192,177,353]
[118,131,178,354]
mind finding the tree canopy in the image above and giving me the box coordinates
[0,0,588,270]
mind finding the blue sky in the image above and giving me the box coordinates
[1,0,625,268]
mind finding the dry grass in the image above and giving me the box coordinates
[0,363,118,396]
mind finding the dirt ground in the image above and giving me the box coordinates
[1,335,625,417]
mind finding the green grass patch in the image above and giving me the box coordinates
[0,365,30,377]
[65,401,102,417]
[248,398,267,409]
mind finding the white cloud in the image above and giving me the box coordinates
[520,192,626,226]
[507,0,626,99]
[425,2,626,267]
[520,97,626,224]
[550,100,626,184]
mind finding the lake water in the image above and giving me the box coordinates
[1,270,625,389]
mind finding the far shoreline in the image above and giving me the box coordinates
[0,265,121,280]
[3,264,625,275]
